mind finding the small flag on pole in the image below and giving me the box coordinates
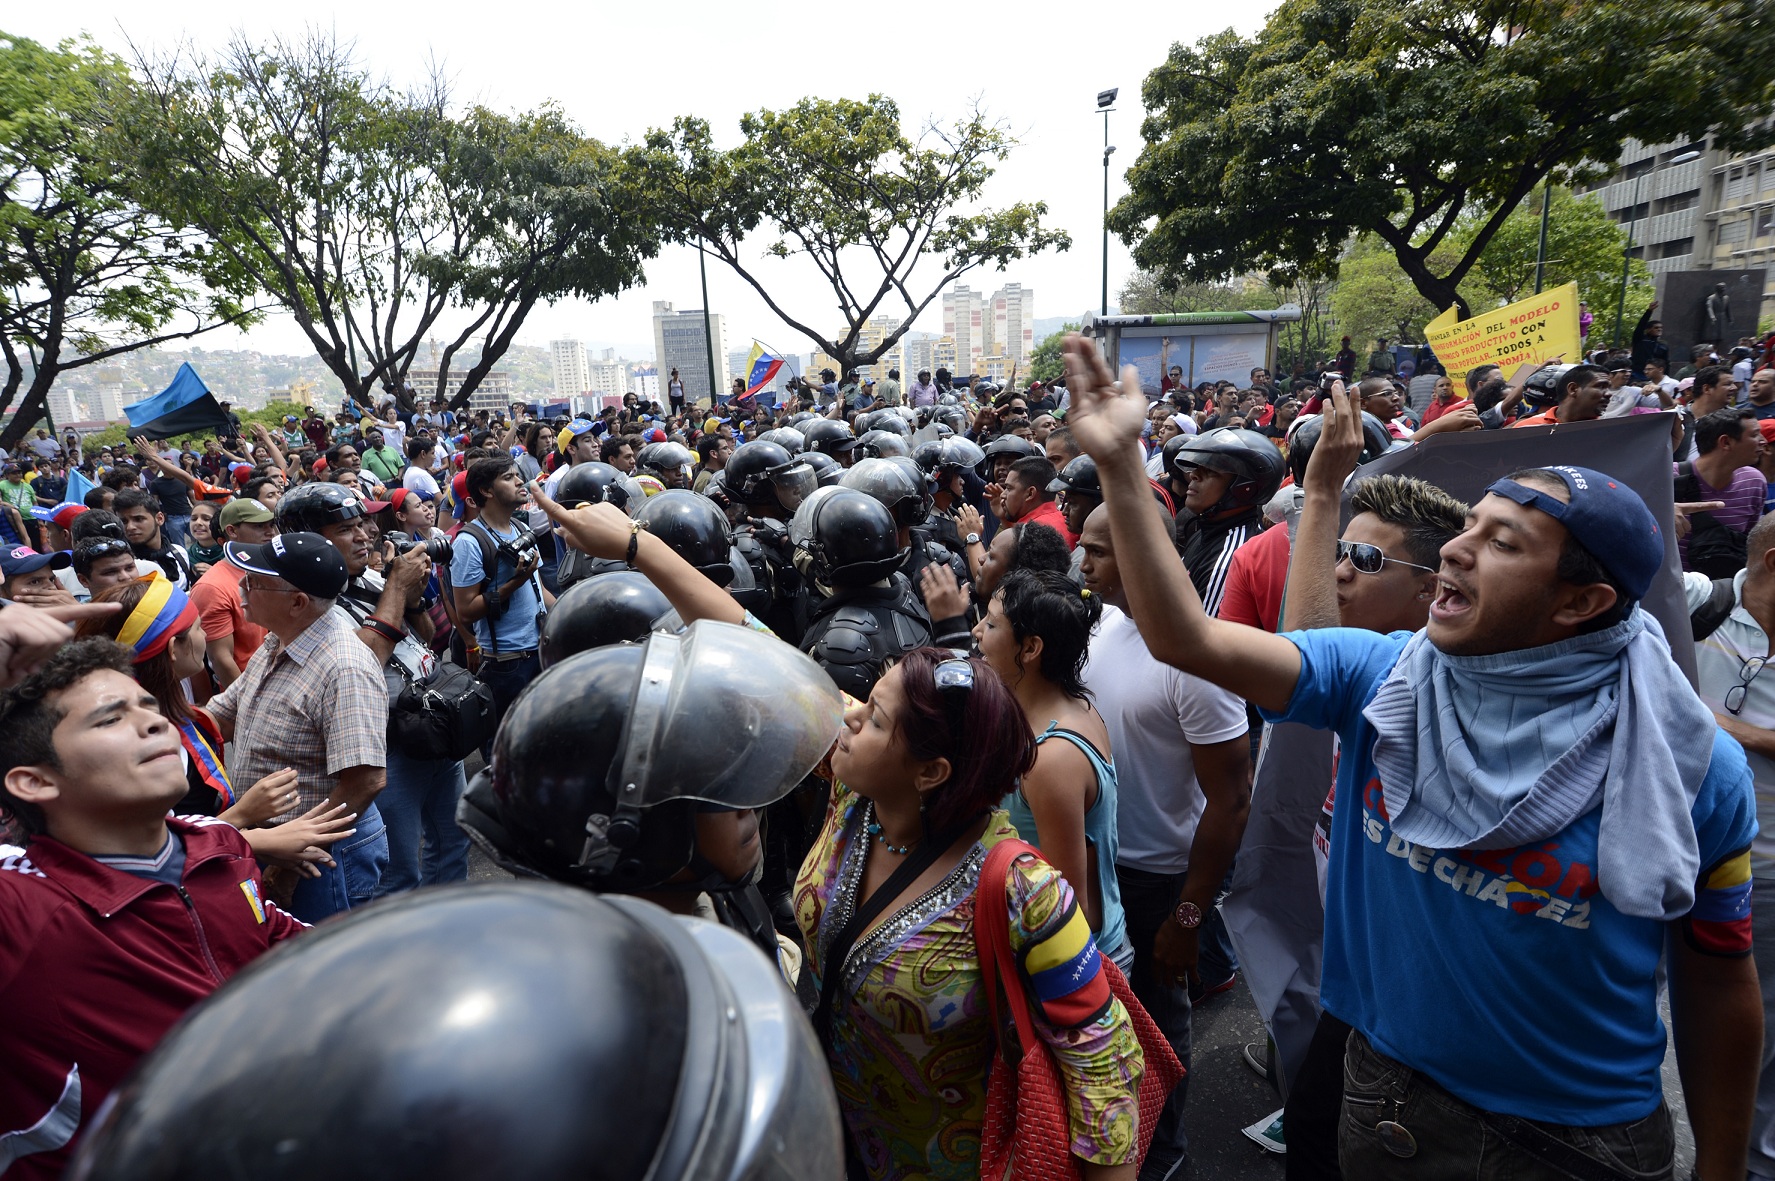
[743,342,785,398]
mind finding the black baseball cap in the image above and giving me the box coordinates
[225,532,349,599]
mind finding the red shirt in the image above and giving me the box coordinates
[1215,517,1291,632]
[1011,499,1077,549]
[0,817,304,1179]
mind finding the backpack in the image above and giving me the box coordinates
[1690,576,1738,643]
[1673,462,1750,580]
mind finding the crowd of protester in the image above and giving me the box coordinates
[2,324,1775,1180]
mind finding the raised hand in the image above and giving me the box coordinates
[1060,334,1147,462]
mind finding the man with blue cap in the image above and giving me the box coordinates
[1062,335,1760,1181]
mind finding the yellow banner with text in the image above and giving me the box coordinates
[1425,282,1581,376]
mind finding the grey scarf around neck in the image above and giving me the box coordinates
[1362,609,1714,920]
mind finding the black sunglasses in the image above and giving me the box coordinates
[1336,539,1435,576]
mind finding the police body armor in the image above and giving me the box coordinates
[900,526,970,616]
[798,572,933,700]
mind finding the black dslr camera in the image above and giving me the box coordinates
[384,531,454,563]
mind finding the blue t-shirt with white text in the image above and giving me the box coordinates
[1262,627,1757,1125]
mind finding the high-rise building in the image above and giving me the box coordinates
[94,368,127,422]
[989,282,1036,365]
[408,369,515,415]
[1706,145,1775,325]
[550,339,590,400]
[942,285,986,374]
[587,360,627,398]
[651,301,729,405]
[45,384,82,429]
[631,367,660,401]
[855,317,904,384]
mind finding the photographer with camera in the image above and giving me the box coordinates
[451,456,554,753]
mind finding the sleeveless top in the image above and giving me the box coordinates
[1003,720,1132,966]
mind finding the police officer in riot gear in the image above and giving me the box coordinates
[840,458,970,638]
[69,883,844,1181]
[856,429,910,459]
[790,488,932,698]
[722,441,820,641]
[539,571,672,666]
[550,461,638,592]
[799,419,858,467]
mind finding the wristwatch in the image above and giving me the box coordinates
[1172,899,1203,929]
[964,532,982,546]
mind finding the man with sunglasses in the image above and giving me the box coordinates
[1065,334,1760,1181]
[1686,512,1775,1176]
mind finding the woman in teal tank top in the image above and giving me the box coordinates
[973,568,1133,969]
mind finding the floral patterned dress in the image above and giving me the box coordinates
[795,780,1143,1181]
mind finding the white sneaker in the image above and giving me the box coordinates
[1242,1108,1286,1154]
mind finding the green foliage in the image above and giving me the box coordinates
[630,97,1069,370]
[76,400,304,453]
[1111,0,1775,319]
[0,32,259,448]
[125,34,658,412]
[1117,271,1249,316]
[1028,323,1080,383]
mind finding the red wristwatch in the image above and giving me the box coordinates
[1172,899,1203,929]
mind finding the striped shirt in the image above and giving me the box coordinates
[1677,463,1766,566]
[208,608,388,820]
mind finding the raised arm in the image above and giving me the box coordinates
[529,481,743,627]
[1282,383,1360,632]
[132,437,198,491]
[1061,335,1302,713]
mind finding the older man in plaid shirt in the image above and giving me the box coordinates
[208,532,389,923]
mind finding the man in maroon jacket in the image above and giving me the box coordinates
[0,637,305,1179]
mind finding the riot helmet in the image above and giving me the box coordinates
[799,420,857,459]
[793,488,906,588]
[976,435,1041,481]
[67,885,844,1181]
[481,623,843,891]
[857,429,910,459]
[540,571,673,667]
[841,457,930,528]
[725,441,819,514]
[801,451,846,488]
[636,441,696,488]
[553,461,633,513]
[1166,427,1287,513]
[860,413,909,437]
[275,482,367,534]
[1047,454,1100,499]
[636,490,735,586]
[934,406,970,435]
[756,427,806,453]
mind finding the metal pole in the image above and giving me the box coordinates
[698,246,719,409]
[1534,185,1551,294]
[1101,110,1111,317]
[1612,170,1645,349]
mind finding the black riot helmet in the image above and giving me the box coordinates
[540,572,673,668]
[274,482,367,534]
[67,885,844,1181]
[478,624,843,892]
[1166,427,1288,513]
[792,488,906,587]
[636,441,697,487]
[756,427,807,452]
[935,406,970,435]
[976,435,1041,480]
[857,429,910,459]
[841,457,930,528]
[725,441,819,513]
[861,413,910,437]
[1047,454,1100,498]
[1284,411,1393,484]
[636,490,735,586]
[553,461,633,513]
[801,450,845,488]
[798,419,857,457]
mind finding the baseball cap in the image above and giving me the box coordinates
[566,419,598,439]
[359,496,392,514]
[31,502,87,531]
[388,487,433,513]
[451,470,470,520]
[224,532,349,599]
[0,546,71,579]
[218,498,274,529]
[1483,466,1662,602]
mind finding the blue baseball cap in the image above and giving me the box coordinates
[565,419,598,439]
[1483,465,1662,602]
[1,545,71,579]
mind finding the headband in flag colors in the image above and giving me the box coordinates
[116,576,199,665]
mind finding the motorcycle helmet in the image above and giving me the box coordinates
[799,420,857,458]
[636,441,696,488]
[67,885,844,1181]
[1165,427,1288,512]
[552,461,633,513]
[1284,411,1393,484]
[274,482,366,533]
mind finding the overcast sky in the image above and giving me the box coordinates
[14,0,1275,363]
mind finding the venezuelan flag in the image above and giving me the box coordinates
[744,342,784,398]
[1686,847,1753,956]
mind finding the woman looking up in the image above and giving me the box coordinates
[974,568,1132,969]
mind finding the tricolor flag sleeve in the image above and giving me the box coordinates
[1010,854,1114,1029]
[1683,846,1753,957]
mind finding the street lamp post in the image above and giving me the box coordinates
[1097,88,1117,318]
[698,245,719,410]
[1533,185,1551,294]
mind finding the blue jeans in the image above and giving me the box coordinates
[1749,876,1775,1177]
[1116,863,1194,1178]
[375,749,468,896]
[289,802,388,923]
[162,514,192,550]
[476,651,541,762]
[1196,865,1240,986]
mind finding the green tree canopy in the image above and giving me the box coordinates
[629,97,1069,372]
[0,32,258,447]
[1110,0,1775,320]
[127,34,659,412]
[1028,323,1080,383]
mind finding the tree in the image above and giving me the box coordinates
[1110,0,1775,319]
[1028,323,1079,383]
[129,34,659,412]
[1329,235,1475,349]
[629,97,1069,374]
[1117,269,1245,316]
[0,33,258,448]
[1463,185,1654,325]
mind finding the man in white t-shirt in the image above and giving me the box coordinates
[1076,502,1250,1179]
